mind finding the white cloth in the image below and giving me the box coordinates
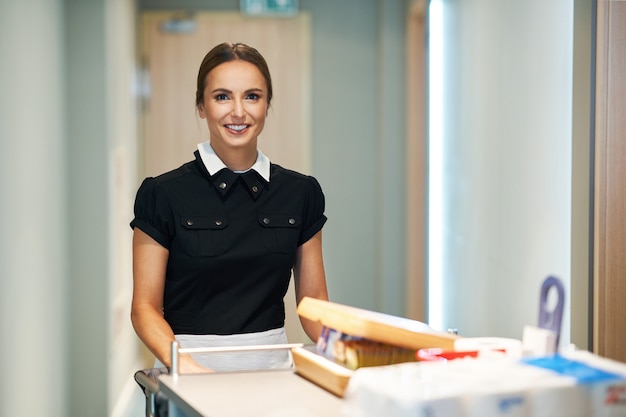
[197,141,271,182]
[155,327,293,372]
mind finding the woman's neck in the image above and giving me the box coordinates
[211,143,257,171]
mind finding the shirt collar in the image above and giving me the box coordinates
[197,141,271,182]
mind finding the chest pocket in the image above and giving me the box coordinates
[180,216,229,257]
[258,214,301,253]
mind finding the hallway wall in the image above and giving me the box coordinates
[1,0,139,416]
[65,0,140,414]
[0,1,67,416]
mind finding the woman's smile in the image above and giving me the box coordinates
[225,124,249,132]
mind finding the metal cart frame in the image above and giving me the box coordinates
[133,343,302,417]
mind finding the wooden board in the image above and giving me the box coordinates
[291,346,353,397]
[294,298,461,396]
[297,297,459,351]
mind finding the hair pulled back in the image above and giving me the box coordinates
[195,42,273,107]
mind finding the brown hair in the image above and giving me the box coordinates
[195,42,273,107]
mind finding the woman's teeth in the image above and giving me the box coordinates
[226,124,247,131]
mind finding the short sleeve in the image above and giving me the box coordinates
[298,176,327,245]
[129,177,175,249]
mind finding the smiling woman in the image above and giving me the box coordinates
[130,42,330,374]
[198,59,269,169]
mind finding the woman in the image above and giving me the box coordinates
[130,42,329,373]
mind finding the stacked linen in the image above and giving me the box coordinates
[529,350,626,417]
[342,361,465,417]
[342,352,626,417]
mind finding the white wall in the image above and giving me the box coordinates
[0,1,67,416]
[430,0,575,343]
[0,1,140,416]
[304,0,409,315]
[105,0,142,413]
[65,0,140,415]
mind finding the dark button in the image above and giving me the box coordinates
[262,217,270,225]
[289,218,296,225]
[252,185,259,193]
[219,182,227,189]
[186,220,194,226]
[215,220,222,226]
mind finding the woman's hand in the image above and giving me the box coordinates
[178,354,214,374]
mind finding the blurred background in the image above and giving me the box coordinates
[2,0,624,416]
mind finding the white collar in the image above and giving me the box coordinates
[197,141,271,182]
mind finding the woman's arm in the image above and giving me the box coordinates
[293,230,329,342]
[131,228,209,373]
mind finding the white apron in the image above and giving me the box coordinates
[155,327,293,372]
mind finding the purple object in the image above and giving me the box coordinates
[538,276,565,347]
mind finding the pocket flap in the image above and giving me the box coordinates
[258,214,300,228]
[181,216,228,230]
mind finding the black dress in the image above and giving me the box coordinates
[130,150,327,336]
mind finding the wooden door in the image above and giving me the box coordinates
[139,11,312,342]
[593,0,626,362]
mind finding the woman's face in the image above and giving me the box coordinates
[198,60,268,154]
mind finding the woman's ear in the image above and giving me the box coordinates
[198,104,206,119]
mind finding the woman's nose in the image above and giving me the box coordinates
[231,99,245,117]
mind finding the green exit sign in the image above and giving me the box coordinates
[240,0,298,17]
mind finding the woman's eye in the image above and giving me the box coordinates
[246,93,260,101]
[215,94,229,101]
